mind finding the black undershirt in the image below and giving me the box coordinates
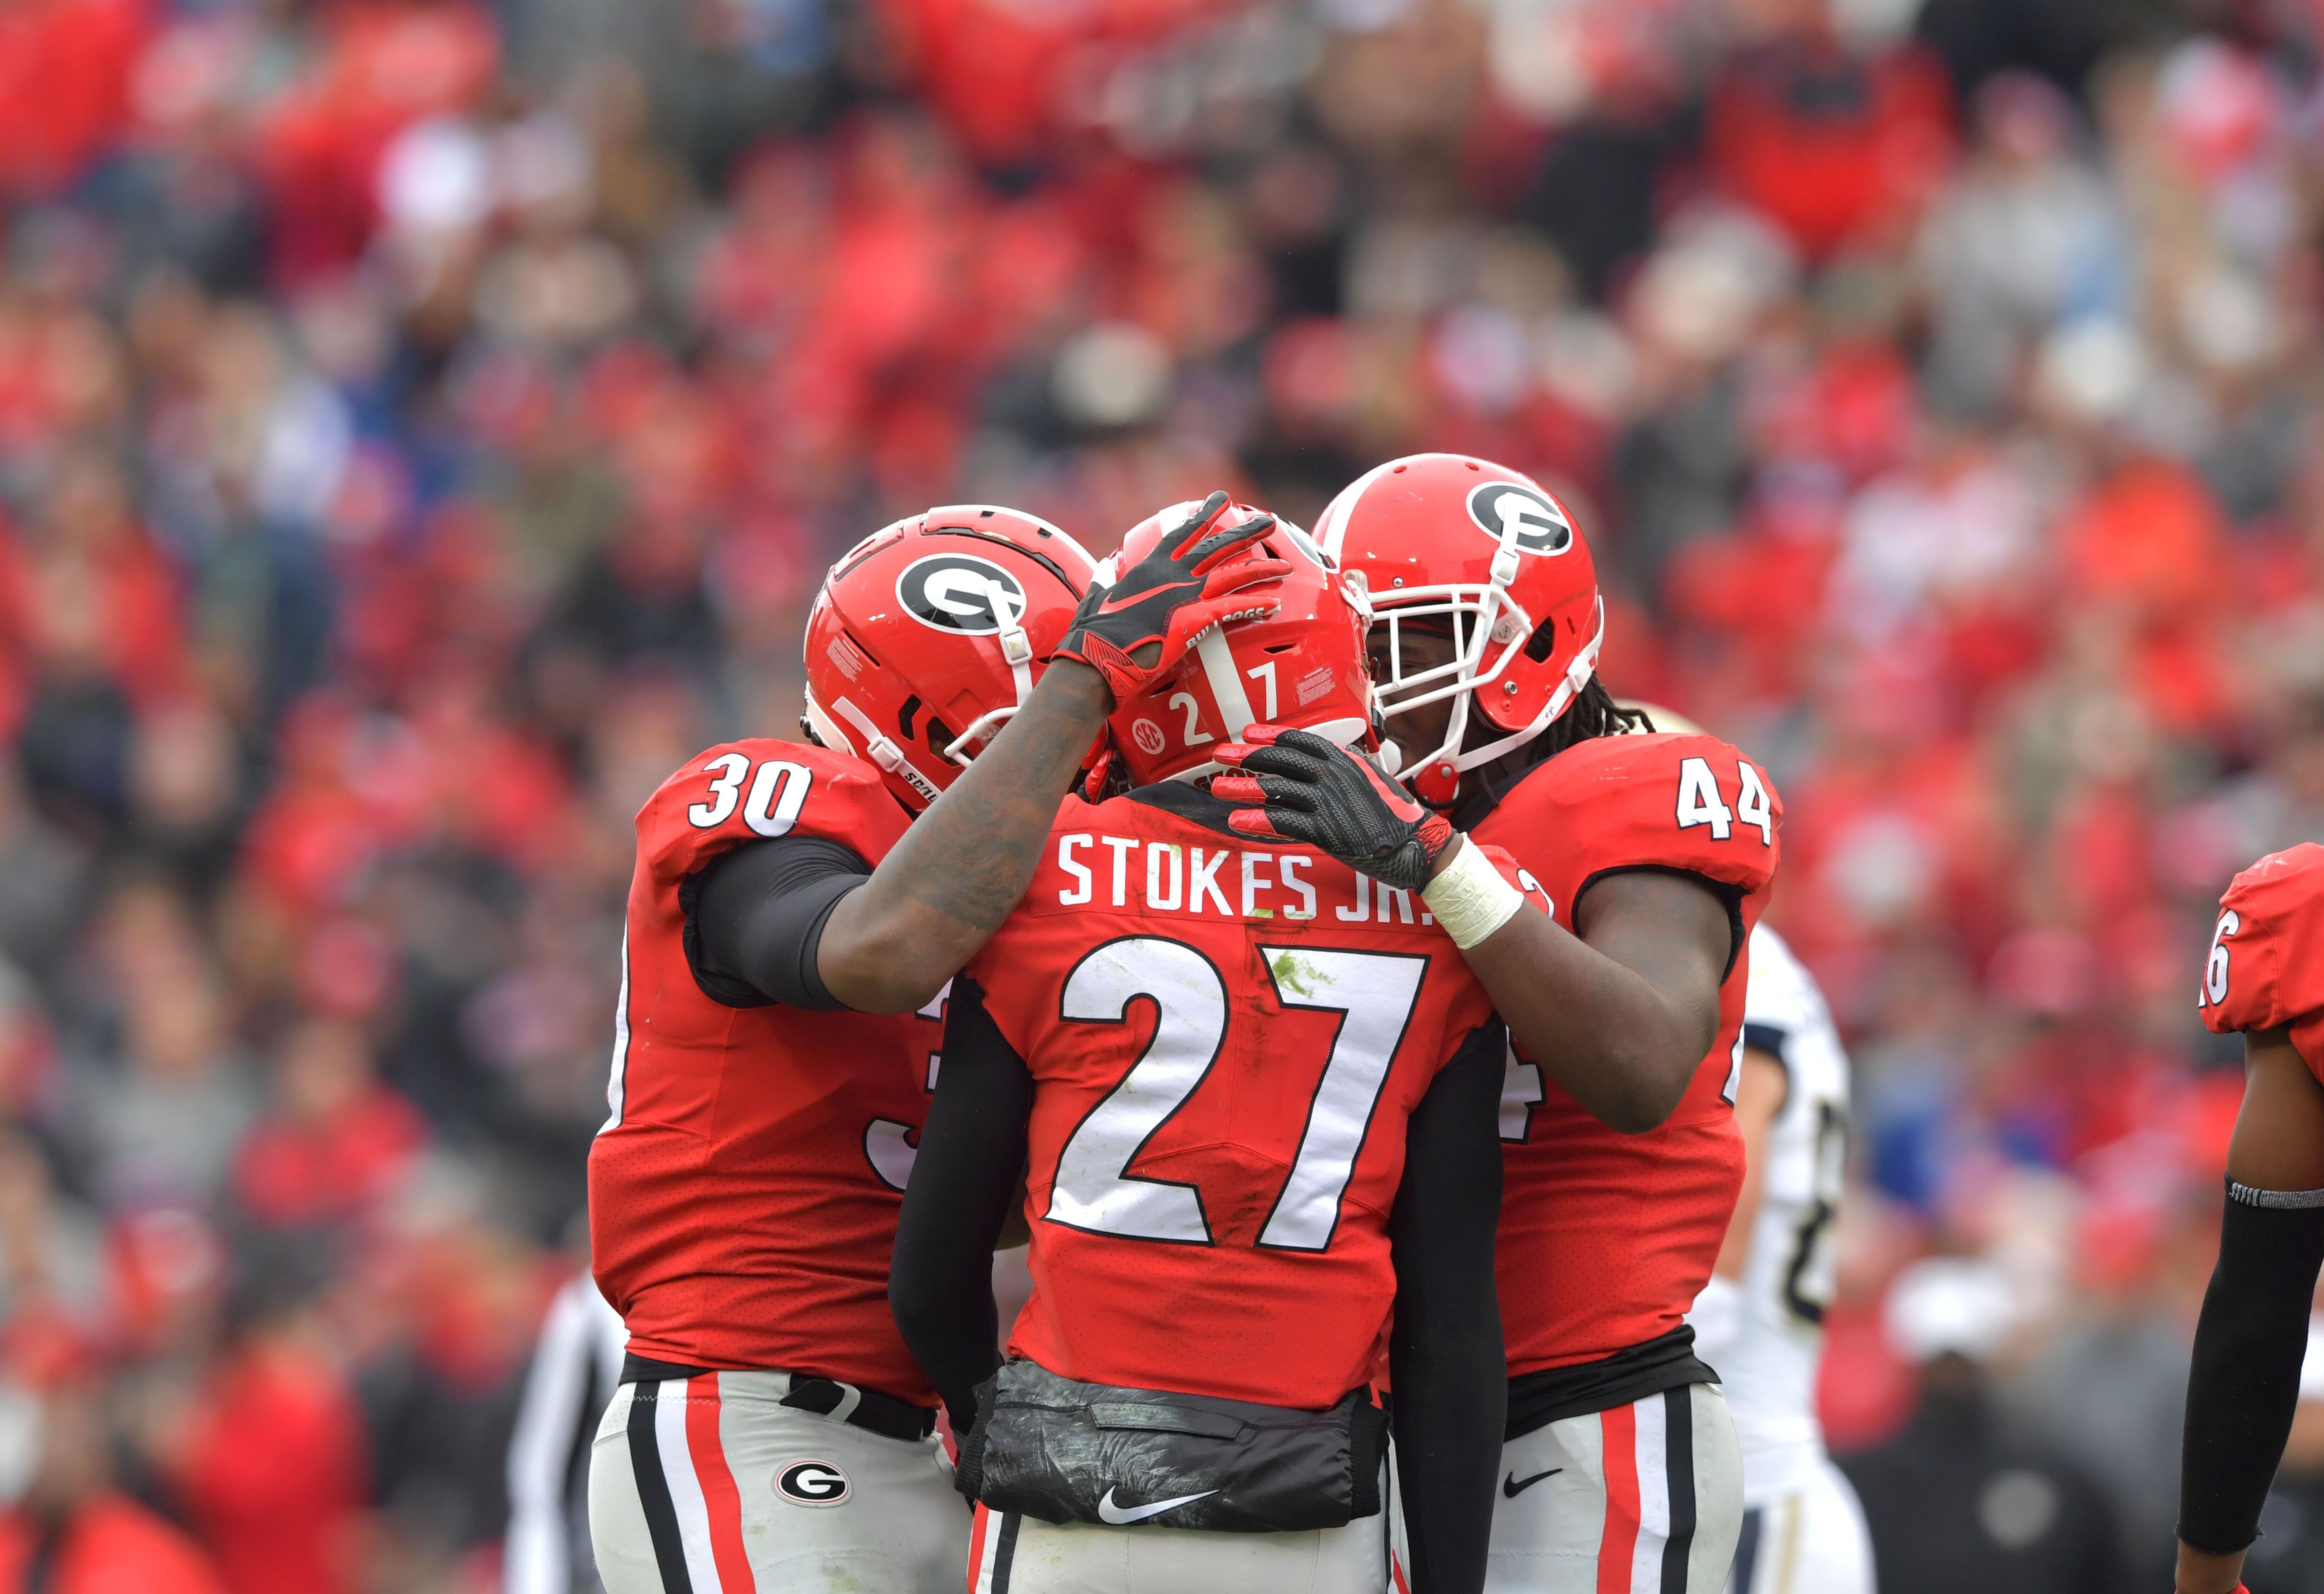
[682,836,871,1011]
[890,975,1508,1594]
[1504,1326,1718,1440]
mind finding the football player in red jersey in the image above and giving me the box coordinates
[588,498,1292,1594]
[1217,454,1780,1593]
[887,504,1513,1594]
[2179,843,2324,1594]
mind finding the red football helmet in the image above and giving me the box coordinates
[803,505,1097,812]
[1312,452,1603,805]
[1101,500,1375,788]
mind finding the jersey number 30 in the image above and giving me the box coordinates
[1045,937,1426,1252]
[687,753,812,836]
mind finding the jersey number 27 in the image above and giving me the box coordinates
[1044,937,1427,1253]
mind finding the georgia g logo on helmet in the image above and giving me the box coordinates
[1466,480,1572,556]
[895,553,1029,635]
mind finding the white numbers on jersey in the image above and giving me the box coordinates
[1721,1024,1744,1108]
[689,752,751,827]
[600,927,632,1133]
[1736,762,1775,845]
[1043,937,1428,1250]
[1515,868,1553,918]
[1257,948,1428,1250]
[864,1121,918,1191]
[1049,939,1226,1242]
[686,753,813,837]
[863,980,951,1193]
[2201,908,2241,1010]
[1675,755,1774,846]
[1499,1038,1543,1142]
[1782,1103,1849,1325]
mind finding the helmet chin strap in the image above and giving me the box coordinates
[990,578,1036,704]
[829,694,944,807]
[941,589,1039,766]
[802,683,853,758]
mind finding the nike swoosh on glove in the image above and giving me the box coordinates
[1214,725,1458,893]
[1054,491,1291,703]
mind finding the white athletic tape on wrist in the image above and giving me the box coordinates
[1421,838,1526,950]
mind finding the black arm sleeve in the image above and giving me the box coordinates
[888,975,1032,1437]
[1390,1022,1508,1594]
[2179,1180,2324,1553]
[683,836,871,1012]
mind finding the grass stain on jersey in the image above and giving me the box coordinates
[1268,949,1323,997]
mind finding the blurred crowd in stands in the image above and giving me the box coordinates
[3,0,2323,1584]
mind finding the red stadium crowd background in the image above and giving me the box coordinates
[0,0,2313,1585]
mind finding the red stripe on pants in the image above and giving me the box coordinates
[967,1502,990,1594]
[685,1374,758,1592]
[1596,1401,1641,1594]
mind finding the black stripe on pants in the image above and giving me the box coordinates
[626,1382,695,1593]
[992,1512,1021,1594]
[1660,1386,1698,1594]
[1730,1506,1763,1594]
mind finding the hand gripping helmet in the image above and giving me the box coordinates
[804,505,1098,812]
[1102,500,1376,788]
[1312,453,1603,806]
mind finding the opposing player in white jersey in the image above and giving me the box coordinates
[1690,924,1874,1594]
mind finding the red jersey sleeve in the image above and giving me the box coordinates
[2202,844,2324,1075]
[634,739,910,886]
[1477,732,1781,905]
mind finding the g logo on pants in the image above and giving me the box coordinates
[777,1459,851,1507]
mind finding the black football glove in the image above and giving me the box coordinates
[1214,726,1459,893]
[1054,492,1290,703]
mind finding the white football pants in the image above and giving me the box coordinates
[588,1370,968,1594]
[968,1499,1388,1594]
[1391,1383,1743,1594]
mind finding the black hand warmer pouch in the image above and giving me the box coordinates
[955,1358,1388,1533]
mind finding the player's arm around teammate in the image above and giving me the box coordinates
[1222,456,1778,1594]
[1220,722,1729,1132]
[585,499,1290,1594]
[727,491,1291,1017]
[2179,845,2324,1594]
[886,513,1508,1594]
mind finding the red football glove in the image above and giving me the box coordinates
[1053,492,1290,703]
[1215,725,1458,893]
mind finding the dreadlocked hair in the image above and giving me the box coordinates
[1524,676,1654,767]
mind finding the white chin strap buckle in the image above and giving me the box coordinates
[833,694,942,803]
